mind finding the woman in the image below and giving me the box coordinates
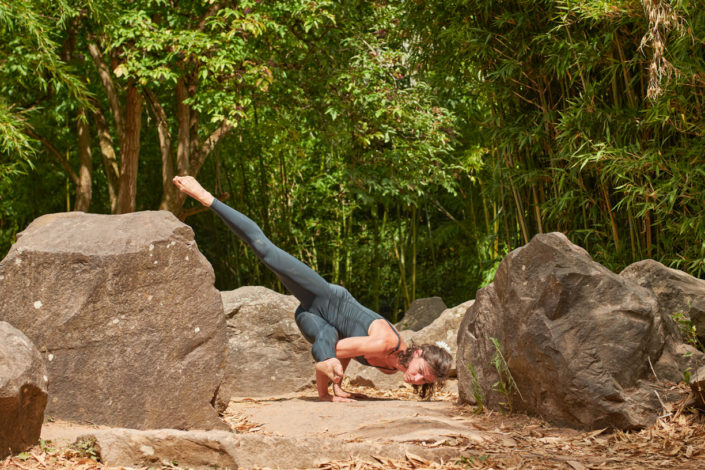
[173,176,452,402]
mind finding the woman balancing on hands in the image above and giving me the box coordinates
[173,176,452,402]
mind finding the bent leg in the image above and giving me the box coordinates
[295,306,339,362]
[210,198,329,309]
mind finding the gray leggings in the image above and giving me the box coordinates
[210,199,379,362]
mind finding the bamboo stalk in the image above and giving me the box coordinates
[394,206,410,311]
[532,185,543,233]
[511,183,530,245]
[333,203,341,284]
[372,206,381,313]
[627,207,637,260]
[411,205,417,303]
[615,33,638,108]
[602,185,621,251]
[393,239,410,312]
[645,208,653,257]
[345,208,353,288]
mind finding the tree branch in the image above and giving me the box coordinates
[24,129,80,185]
[180,192,230,221]
[191,122,234,175]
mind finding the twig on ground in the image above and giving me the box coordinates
[648,356,659,381]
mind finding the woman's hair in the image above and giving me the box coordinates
[397,342,453,399]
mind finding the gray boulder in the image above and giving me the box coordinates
[0,322,48,459]
[217,286,313,405]
[395,297,448,331]
[0,211,227,430]
[620,259,705,345]
[347,300,473,390]
[457,232,702,430]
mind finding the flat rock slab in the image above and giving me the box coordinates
[78,428,462,469]
[71,396,496,469]
[228,397,485,443]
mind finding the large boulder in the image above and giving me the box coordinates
[347,300,473,390]
[457,232,703,430]
[395,297,448,331]
[0,211,227,430]
[620,259,705,344]
[217,286,313,404]
[0,322,48,459]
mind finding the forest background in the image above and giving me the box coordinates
[1,0,703,320]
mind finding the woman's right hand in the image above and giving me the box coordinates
[315,357,345,384]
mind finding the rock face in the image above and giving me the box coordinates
[691,366,705,409]
[457,232,703,430]
[0,211,227,430]
[620,259,705,344]
[347,300,473,390]
[0,322,48,459]
[395,297,448,331]
[217,286,313,404]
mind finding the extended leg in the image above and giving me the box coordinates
[173,175,331,309]
[209,199,331,309]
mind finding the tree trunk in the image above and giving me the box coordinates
[93,107,120,214]
[144,88,179,211]
[176,77,191,175]
[116,81,143,214]
[87,42,124,142]
[74,109,93,212]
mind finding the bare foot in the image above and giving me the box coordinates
[319,394,355,403]
[316,358,344,384]
[172,176,215,206]
[333,383,368,400]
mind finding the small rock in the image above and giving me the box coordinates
[395,297,448,331]
[0,322,48,459]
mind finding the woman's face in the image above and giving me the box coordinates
[403,351,436,385]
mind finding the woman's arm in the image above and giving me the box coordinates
[315,358,355,402]
[334,334,398,359]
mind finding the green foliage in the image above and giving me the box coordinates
[0,0,89,168]
[401,0,705,276]
[672,312,703,351]
[3,0,705,319]
[457,454,490,468]
[490,337,523,411]
[71,437,99,461]
[466,361,485,412]
[671,312,703,384]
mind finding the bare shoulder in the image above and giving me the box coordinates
[368,319,400,348]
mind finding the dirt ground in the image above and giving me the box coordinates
[2,381,704,470]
